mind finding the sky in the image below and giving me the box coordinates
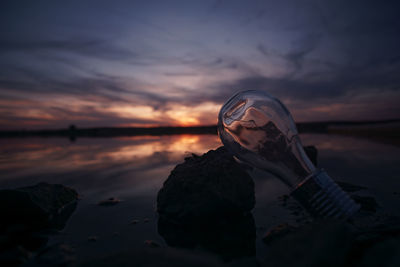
[1,0,400,129]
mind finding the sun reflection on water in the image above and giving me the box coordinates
[0,135,222,179]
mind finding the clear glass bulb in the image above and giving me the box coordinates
[218,90,360,219]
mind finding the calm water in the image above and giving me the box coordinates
[1,134,399,262]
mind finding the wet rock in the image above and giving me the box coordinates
[0,182,78,263]
[0,182,78,231]
[97,197,120,206]
[157,146,255,224]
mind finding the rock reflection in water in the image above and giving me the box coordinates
[158,214,256,260]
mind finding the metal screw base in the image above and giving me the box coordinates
[291,170,360,220]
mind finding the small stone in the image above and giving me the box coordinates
[88,236,97,242]
[97,197,120,206]
[0,182,78,231]
[144,240,160,248]
[130,220,139,225]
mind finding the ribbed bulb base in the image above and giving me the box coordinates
[291,170,360,220]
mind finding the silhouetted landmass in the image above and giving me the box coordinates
[0,119,399,140]
[0,125,218,138]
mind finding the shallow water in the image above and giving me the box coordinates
[0,134,399,262]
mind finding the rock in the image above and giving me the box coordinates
[97,197,120,206]
[130,220,139,225]
[144,240,161,248]
[157,146,255,224]
[0,182,78,231]
[0,182,78,264]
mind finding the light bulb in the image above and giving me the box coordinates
[218,90,360,219]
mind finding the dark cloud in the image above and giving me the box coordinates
[0,0,399,128]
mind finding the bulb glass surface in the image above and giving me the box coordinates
[218,90,315,188]
[218,90,360,219]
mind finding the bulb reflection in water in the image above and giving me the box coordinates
[218,90,359,219]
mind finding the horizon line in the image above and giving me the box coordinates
[1,118,399,134]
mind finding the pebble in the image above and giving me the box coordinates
[97,197,121,206]
[144,240,160,248]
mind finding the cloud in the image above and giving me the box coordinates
[1,0,400,129]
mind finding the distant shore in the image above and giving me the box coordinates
[0,119,399,139]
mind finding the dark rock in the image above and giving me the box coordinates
[144,240,161,248]
[0,183,77,264]
[97,197,120,206]
[157,146,255,224]
[0,182,78,231]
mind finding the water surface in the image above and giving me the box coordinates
[1,134,399,262]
